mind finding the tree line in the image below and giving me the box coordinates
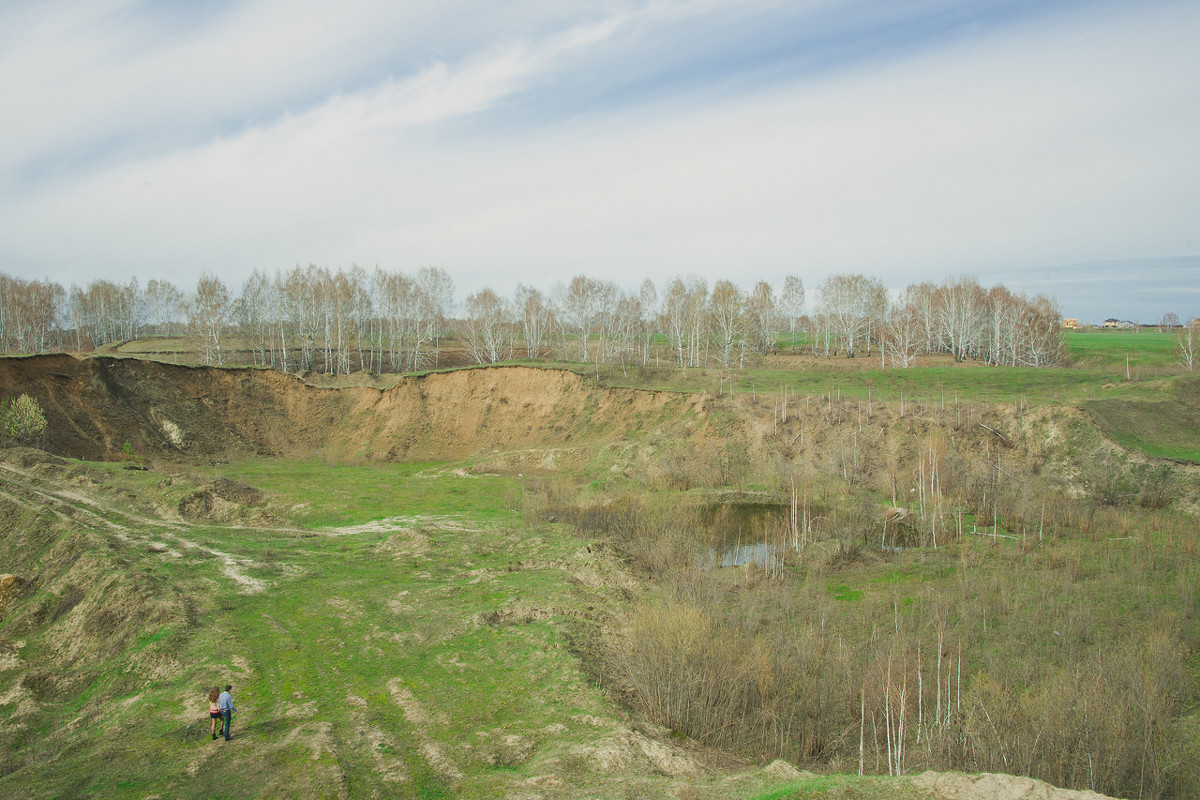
[0,267,1074,370]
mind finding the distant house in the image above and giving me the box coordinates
[1103,318,1120,328]
[1062,318,1079,329]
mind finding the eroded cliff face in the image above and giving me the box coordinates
[0,355,689,463]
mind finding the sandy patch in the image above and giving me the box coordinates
[284,701,318,719]
[387,678,463,780]
[911,771,1118,800]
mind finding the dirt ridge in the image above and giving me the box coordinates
[0,355,689,463]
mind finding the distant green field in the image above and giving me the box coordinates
[593,359,1179,409]
[1065,328,1178,368]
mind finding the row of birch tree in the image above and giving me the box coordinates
[0,266,1151,371]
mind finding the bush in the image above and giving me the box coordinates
[2,394,47,444]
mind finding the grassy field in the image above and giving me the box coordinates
[10,455,961,799]
[1064,328,1179,369]
[0,458,651,798]
[12,443,1191,799]
[3,338,1199,798]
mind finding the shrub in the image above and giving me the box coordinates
[2,394,47,444]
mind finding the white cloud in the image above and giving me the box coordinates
[1,0,1197,303]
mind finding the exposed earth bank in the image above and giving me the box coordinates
[0,355,693,463]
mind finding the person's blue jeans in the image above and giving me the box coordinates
[221,709,232,740]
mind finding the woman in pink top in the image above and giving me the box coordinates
[207,686,222,740]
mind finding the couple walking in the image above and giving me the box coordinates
[207,684,237,741]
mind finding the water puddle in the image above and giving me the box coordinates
[698,501,789,570]
[699,542,780,569]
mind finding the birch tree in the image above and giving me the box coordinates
[562,275,602,362]
[417,267,454,368]
[937,276,986,362]
[143,279,183,338]
[638,279,658,366]
[747,280,776,355]
[780,275,805,353]
[1178,319,1198,371]
[662,276,708,367]
[239,270,275,367]
[463,288,514,364]
[0,276,63,354]
[515,284,550,360]
[708,280,747,367]
[818,273,872,357]
[189,273,231,365]
[885,289,924,368]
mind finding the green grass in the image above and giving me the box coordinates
[829,585,865,602]
[1066,328,1179,369]
[0,462,621,799]
[745,773,927,799]
[1084,378,1200,463]
[217,458,522,528]
[584,355,1182,409]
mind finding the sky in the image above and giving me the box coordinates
[1,0,1198,322]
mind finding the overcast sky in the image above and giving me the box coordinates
[2,0,1197,322]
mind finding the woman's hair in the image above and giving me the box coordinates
[208,685,220,703]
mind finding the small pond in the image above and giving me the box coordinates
[698,501,790,569]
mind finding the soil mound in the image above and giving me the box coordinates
[0,573,27,613]
[211,477,263,505]
[912,770,1117,800]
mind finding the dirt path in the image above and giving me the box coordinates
[0,462,273,594]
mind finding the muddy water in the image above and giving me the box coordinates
[699,502,789,569]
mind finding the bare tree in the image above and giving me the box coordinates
[515,284,550,360]
[662,276,708,367]
[71,279,140,348]
[561,275,602,362]
[346,266,373,373]
[605,291,642,371]
[374,268,413,371]
[747,280,776,355]
[143,279,183,339]
[189,273,231,365]
[417,267,454,368]
[709,280,748,367]
[885,290,924,368]
[779,275,805,353]
[238,270,276,367]
[1178,319,1198,371]
[1016,294,1066,367]
[463,288,514,364]
[592,279,622,366]
[0,275,63,354]
[818,273,871,357]
[861,277,888,358]
[937,276,987,362]
[638,279,658,366]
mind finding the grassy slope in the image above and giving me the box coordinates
[1,459,603,798]
[5,456,934,799]
[4,452,1112,800]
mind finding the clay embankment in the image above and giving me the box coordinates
[0,355,692,463]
